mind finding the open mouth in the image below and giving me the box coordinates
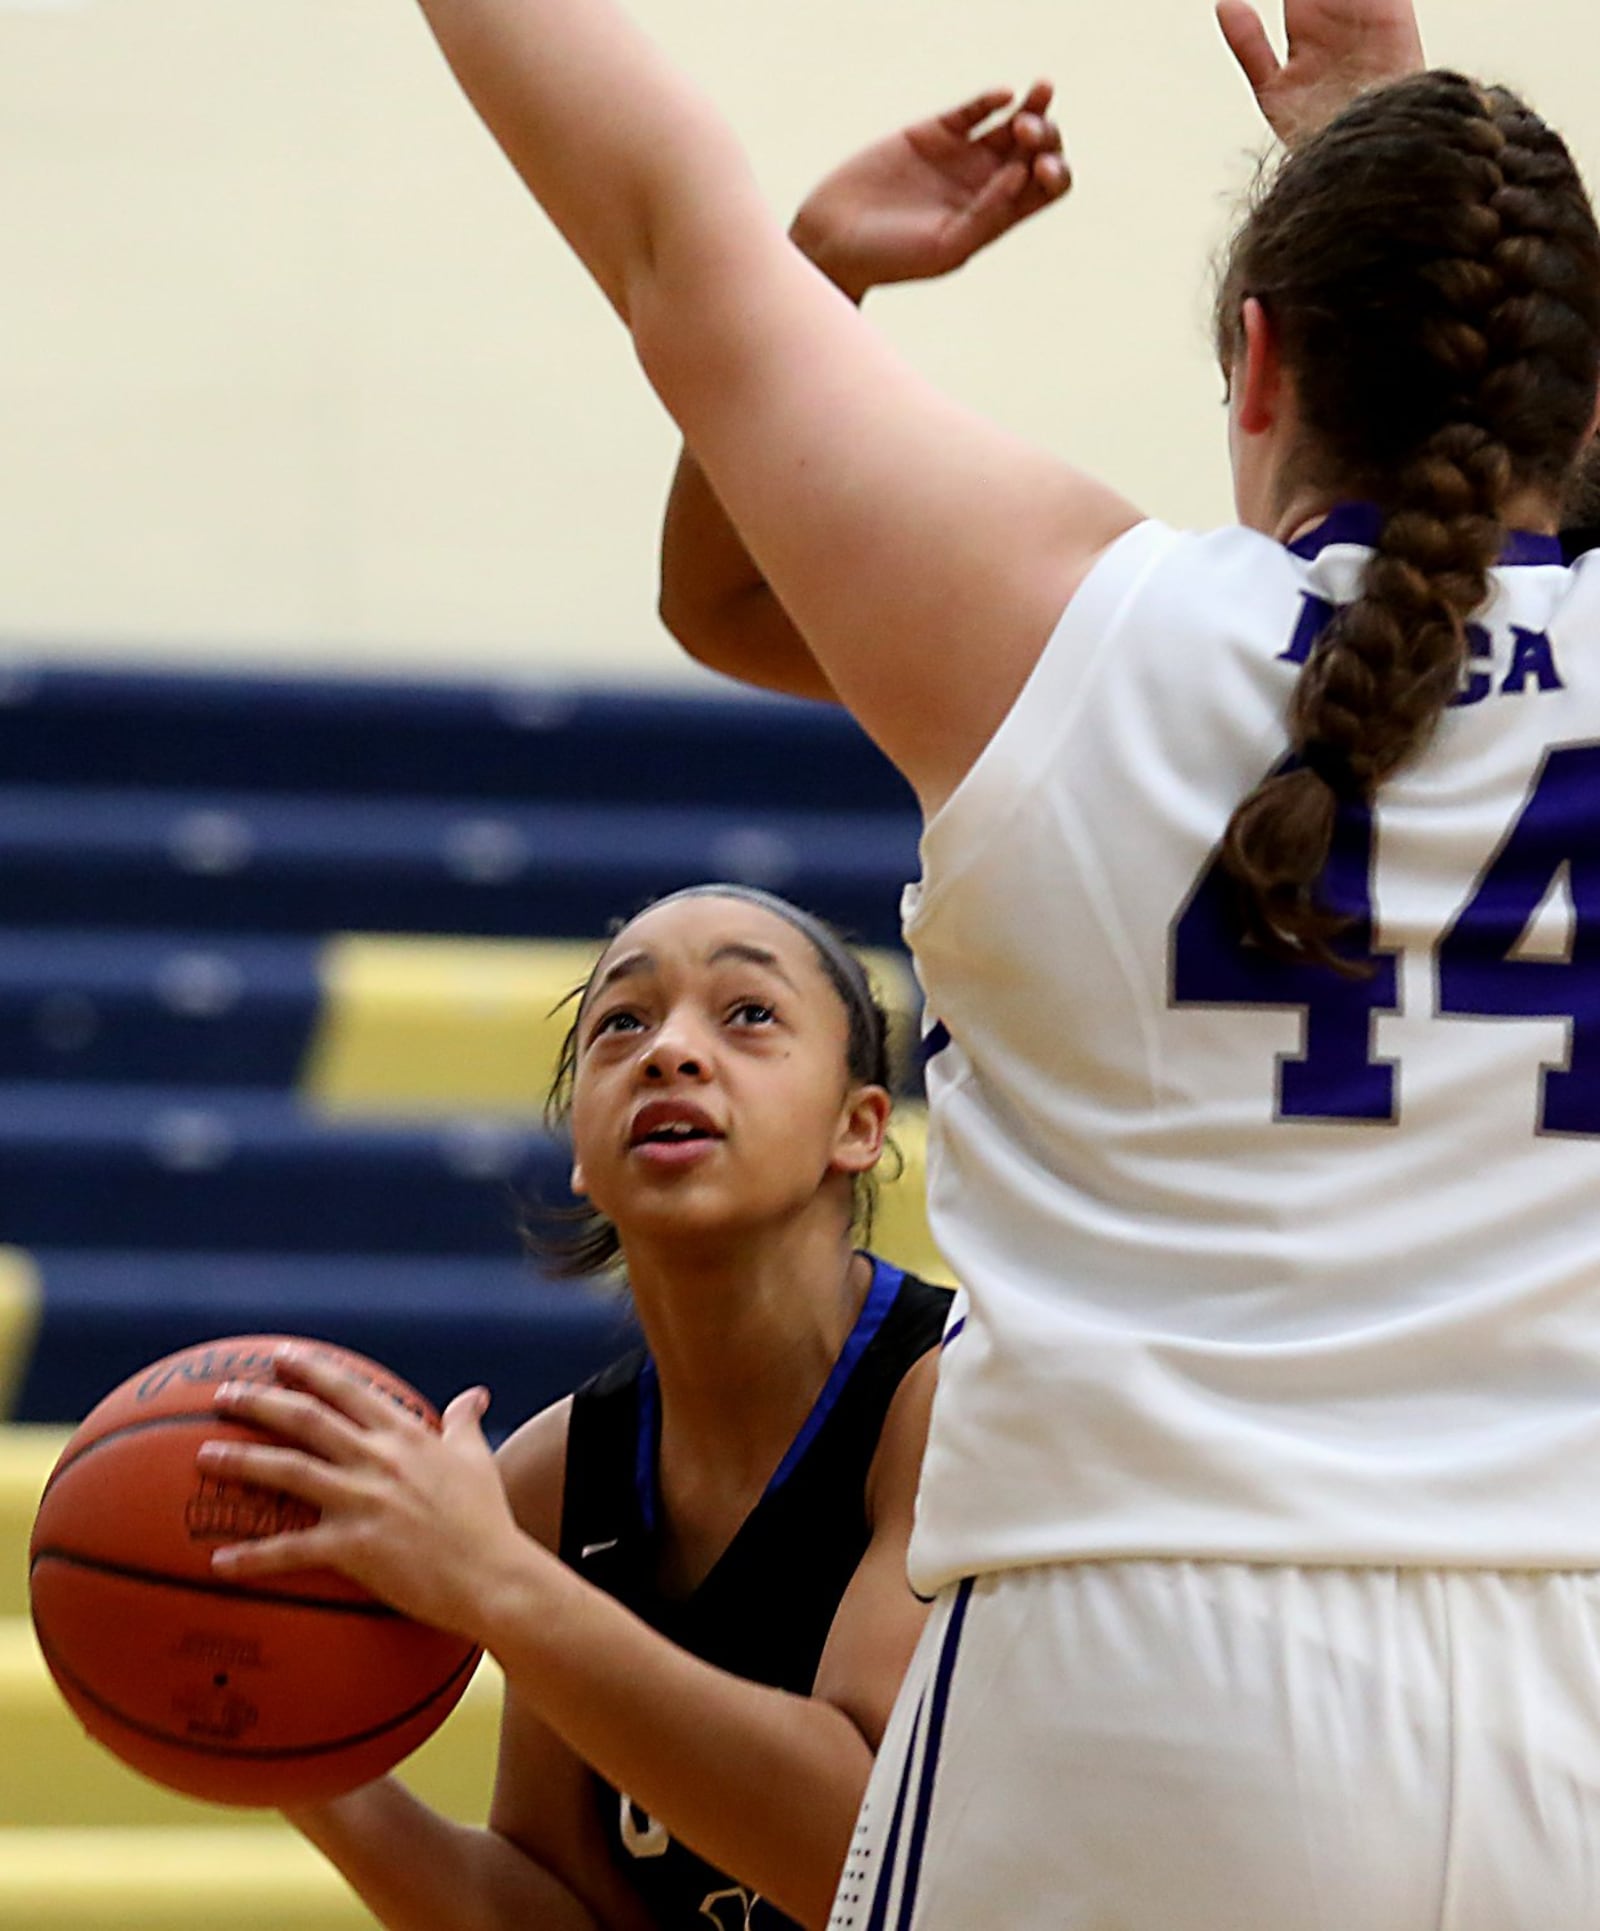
[628,1100,724,1150]
[633,1121,716,1147]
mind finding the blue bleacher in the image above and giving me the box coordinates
[0,665,913,811]
[0,786,915,944]
[0,930,317,1086]
[0,661,921,1427]
[15,1252,631,1427]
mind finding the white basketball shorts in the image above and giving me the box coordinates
[830,1560,1600,1930]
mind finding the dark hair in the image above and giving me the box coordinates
[1214,72,1600,963]
[527,885,894,1277]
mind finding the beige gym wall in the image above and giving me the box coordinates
[3,0,1594,681]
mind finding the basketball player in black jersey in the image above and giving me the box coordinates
[201,884,952,1931]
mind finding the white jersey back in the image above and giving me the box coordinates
[904,509,1600,1593]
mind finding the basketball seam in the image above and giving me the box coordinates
[33,1626,481,1763]
[29,1547,405,1618]
[40,1409,289,1495]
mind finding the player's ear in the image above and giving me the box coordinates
[570,1157,589,1197]
[1234,295,1284,437]
[830,1084,892,1176]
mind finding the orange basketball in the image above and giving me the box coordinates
[27,1334,482,1807]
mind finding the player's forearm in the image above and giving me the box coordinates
[479,1553,871,1930]
[285,1775,599,1931]
[411,0,764,327]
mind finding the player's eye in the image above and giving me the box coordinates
[591,1008,645,1042]
[728,1000,777,1027]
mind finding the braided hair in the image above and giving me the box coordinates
[1214,73,1600,964]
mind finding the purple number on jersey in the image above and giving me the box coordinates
[1437,742,1600,1135]
[1170,779,1399,1122]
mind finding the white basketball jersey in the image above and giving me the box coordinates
[904,508,1600,1593]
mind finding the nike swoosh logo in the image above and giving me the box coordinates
[581,1538,620,1559]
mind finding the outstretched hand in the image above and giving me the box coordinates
[200,1350,527,1643]
[1217,0,1425,147]
[790,82,1070,303]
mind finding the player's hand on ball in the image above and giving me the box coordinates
[789,82,1069,303]
[200,1350,522,1642]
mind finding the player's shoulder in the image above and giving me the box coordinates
[880,1267,955,1355]
[495,1345,650,1549]
[495,1395,574,1549]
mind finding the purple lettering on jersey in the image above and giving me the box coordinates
[1277,594,1335,665]
[1448,625,1494,708]
[1500,627,1565,696]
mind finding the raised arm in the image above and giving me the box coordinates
[408,0,1136,811]
[1216,0,1425,147]
[660,84,1070,702]
[205,1350,942,1931]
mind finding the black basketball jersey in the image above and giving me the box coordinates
[557,1255,952,1931]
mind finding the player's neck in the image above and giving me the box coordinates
[625,1223,868,1485]
[1272,485,1563,546]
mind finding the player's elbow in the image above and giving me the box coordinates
[656,570,731,673]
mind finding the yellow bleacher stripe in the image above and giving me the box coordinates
[305,935,603,1118]
[0,1428,68,1617]
[304,934,921,1120]
[0,1828,373,1929]
[0,1616,501,1830]
[872,1106,955,1287]
[0,1249,42,1422]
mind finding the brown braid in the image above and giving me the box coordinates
[1214,74,1600,965]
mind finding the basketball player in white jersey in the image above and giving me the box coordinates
[278,0,1600,1919]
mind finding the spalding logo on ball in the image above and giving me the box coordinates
[27,1334,482,1807]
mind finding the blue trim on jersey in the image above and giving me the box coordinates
[940,1316,966,1350]
[633,1254,905,1537]
[921,1020,952,1063]
[771,1256,903,1492]
[1287,502,1565,567]
[862,1690,927,1931]
[894,1577,975,1930]
[635,1357,662,1537]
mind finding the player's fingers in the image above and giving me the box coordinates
[1216,0,1280,96]
[954,160,1033,254]
[440,1386,492,1446]
[1011,112,1065,165]
[1032,150,1072,201]
[208,1523,341,1579]
[936,87,1014,137]
[196,1435,345,1509]
[1019,78,1054,116]
[270,1346,427,1433]
[213,1380,366,1463]
[1010,111,1047,155]
[983,103,1063,162]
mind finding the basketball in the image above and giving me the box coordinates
[26,1334,483,1808]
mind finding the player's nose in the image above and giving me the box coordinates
[639,1007,712,1081]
